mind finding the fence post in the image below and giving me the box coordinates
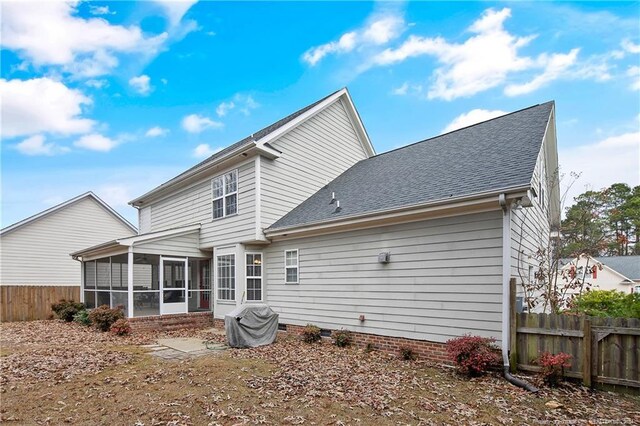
[509,278,517,373]
[582,316,592,387]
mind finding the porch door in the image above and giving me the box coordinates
[160,257,188,314]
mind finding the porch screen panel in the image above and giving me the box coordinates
[217,255,235,301]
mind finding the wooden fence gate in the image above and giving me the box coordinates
[512,312,640,389]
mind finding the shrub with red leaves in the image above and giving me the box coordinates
[537,352,572,386]
[446,335,502,376]
[109,318,132,336]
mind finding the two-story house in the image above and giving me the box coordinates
[72,88,559,362]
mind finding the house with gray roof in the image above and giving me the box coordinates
[71,88,559,360]
[560,255,640,295]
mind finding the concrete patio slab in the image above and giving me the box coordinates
[157,337,209,353]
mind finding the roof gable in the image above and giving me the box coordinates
[269,101,554,231]
[0,192,137,236]
[129,88,374,206]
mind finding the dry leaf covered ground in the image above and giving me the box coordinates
[1,320,638,425]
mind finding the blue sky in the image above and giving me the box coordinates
[1,1,639,228]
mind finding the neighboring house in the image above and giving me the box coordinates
[71,89,559,361]
[560,254,640,294]
[0,192,137,321]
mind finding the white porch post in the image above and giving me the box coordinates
[80,261,85,303]
[127,246,134,318]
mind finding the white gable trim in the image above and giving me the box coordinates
[1,191,137,236]
[255,88,375,158]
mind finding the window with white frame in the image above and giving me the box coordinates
[246,253,262,301]
[212,169,238,219]
[285,249,298,284]
[217,254,235,300]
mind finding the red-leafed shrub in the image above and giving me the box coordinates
[537,352,572,386]
[332,329,352,347]
[110,319,132,336]
[89,305,125,332]
[446,335,502,376]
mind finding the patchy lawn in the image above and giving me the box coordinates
[1,321,638,425]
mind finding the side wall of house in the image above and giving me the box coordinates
[145,160,256,248]
[263,211,504,343]
[510,124,554,311]
[260,99,369,230]
[0,197,135,286]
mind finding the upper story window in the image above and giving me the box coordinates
[212,169,238,219]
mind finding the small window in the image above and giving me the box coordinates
[212,169,238,219]
[246,253,263,301]
[217,254,235,300]
[285,249,299,284]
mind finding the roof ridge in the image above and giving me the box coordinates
[371,101,555,160]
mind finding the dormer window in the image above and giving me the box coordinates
[212,169,238,219]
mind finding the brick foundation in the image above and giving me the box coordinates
[129,312,214,332]
[212,320,449,362]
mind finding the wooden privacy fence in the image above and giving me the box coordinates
[0,286,80,322]
[512,312,640,389]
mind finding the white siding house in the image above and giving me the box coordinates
[71,89,559,364]
[0,192,136,286]
[0,192,136,321]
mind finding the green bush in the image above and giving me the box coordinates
[401,347,416,361]
[88,305,125,332]
[73,309,91,326]
[301,324,321,343]
[51,299,85,322]
[572,290,640,318]
[332,329,352,348]
[110,319,132,336]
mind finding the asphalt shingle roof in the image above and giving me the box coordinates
[270,101,554,230]
[595,256,640,280]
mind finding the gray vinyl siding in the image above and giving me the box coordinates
[264,210,504,343]
[133,232,208,258]
[147,161,256,248]
[510,131,552,301]
[260,99,369,230]
[0,197,135,286]
[138,206,151,234]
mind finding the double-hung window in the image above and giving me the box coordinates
[285,249,299,284]
[246,253,262,301]
[212,170,238,219]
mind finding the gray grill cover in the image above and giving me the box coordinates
[224,304,279,348]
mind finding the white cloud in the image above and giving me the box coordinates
[442,109,507,134]
[14,134,69,156]
[303,14,404,66]
[153,0,198,28]
[129,74,152,95]
[216,101,235,117]
[0,2,167,77]
[392,82,409,95]
[560,131,640,205]
[0,77,95,138]
[85,79,108,89]
[145,126,169,137]
[627,66,640,91]
[504,49,580,96]
[215,94,259,117]
[181,114,223,133]
[193,143,222,158]
[621,39,640,54]
[89,5,114,16]
[74,133,118,152]
[372,8,536,100]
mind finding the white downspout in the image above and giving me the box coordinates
[127,246,134,319]
[500,193,538,392]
